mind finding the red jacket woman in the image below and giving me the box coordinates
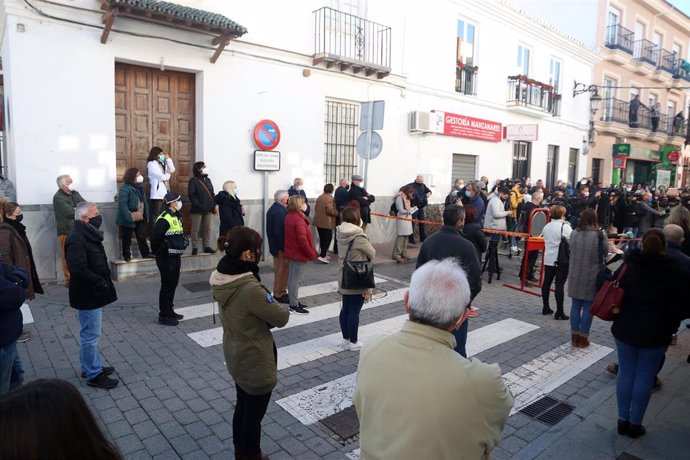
[284,210,317,262]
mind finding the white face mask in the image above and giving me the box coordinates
[296,186,303,191]
[583,192,590,197]
[175,201,182,211]
[135,175,144,184]
[201,168,207,175]
[300,203,308,212]
[67,183,76,191]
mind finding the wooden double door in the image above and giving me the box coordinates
[115,63,195,227]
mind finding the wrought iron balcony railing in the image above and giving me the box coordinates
[633,39,658,66]
[312,7,391,78]
[658,49,677,74]
[605,24,634,55]
[455,65,477,95]
[599,97,687,137]
[506,75,560,116]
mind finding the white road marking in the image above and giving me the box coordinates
[275,318,540,425]
[505,342,613,414]
[346,448,360,460]
[187,287,407,348]
[21,304,33,325]
[177,277,387,322]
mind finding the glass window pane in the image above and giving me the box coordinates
[457,20,464,40]
[467,24,474,44]
[517,45,522,66]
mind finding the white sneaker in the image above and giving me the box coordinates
[341,339,351,349]
[317,256,330,264]
[349,341,364,350]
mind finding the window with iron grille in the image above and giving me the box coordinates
[324,100,359,185]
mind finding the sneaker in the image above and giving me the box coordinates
[317,256,330,264]
[204,247,218,254]
[17,332,31,343]
[349,341,364,350]
[172,311,184,320]
[123,256,132,262]
[467,306,479,318]
[192,248,199,256]
[82,366,114,379]
[158,315,179,326]
[87,372,119,389]
[607,363,619,375]
[341,338,351,349]
[275,294,290,304]
[290,305,309,315]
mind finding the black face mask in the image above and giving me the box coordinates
[89,215,103,229]
[14,215,23,224]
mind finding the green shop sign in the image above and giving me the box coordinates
[611,144,660,161]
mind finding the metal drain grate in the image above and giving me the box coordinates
[519,396,575,426]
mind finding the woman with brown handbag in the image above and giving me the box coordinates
[116,168,152,262]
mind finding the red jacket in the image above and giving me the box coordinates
[283,211,317,261]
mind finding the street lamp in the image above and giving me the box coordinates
[573,81,602,146]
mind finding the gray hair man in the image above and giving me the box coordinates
[65,202,118,389]
[53,174,86,287]
[663,224,690,275]
[267,190,290,303]
[354,259,513,460]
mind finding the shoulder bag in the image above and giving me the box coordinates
[594,231,612,290]
[341,235,375,290]
[555,222,570,266]
[130,187,145,222]
[591,264,627,321]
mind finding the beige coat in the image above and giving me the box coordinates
[312,193,338,229]
[336,222,375,295]
[353,320,514,460]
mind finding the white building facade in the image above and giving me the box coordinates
[0,0,599,281]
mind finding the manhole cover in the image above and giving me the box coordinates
[321,406,359,441]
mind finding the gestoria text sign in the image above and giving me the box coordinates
[433,111,502,142]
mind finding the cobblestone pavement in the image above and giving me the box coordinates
[18,249,690,459]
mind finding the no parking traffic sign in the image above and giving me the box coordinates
[253,119,281,151]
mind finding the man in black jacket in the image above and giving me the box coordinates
[407,175,432,244]
[188,161,217,255]
[151,193,189,326]
[416,205,482,357]
[288,178,310,217]
[0,262,28,394]
[66,202,118,389]
[333,178,350,255]
[267,190,290,303]
[348,175,375,231]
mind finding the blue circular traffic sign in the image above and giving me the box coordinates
[253,119,281,151]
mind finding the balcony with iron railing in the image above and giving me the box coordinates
[658,49,677,74]
[605,24,634,55]
[312,7,391,79]
[455,64,477,95]
[598,97,688,139]
[506,75,560,117]
[633,39,658,66]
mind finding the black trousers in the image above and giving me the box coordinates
[333,215,341,254]
[149,199,164,234]
[316,227,333,258]
[409,207,426,242]
[542,264,568,313]
[121,222,151,259]
[233,384,271,457]
[155,254,181,316]
[519,250,539,279]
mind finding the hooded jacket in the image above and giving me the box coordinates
[210,270,289,395]
[336,222,376,295]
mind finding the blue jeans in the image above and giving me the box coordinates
[570,298,593,334]
[0,341,19,394]
[615,338,667,424]
[340,295,365,343]
[10,353,24,388]
[453,319,469,358]
[78,309,103,380]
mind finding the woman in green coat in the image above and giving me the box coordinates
[210,226,289,460]
[116,168,152,261]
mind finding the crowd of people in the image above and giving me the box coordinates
[1,161,690,458]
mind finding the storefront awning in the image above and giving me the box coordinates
[99,0,247,63]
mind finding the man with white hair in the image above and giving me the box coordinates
[354,258,513,460]
[267,190,290,303]
[663,224,690,274]
[53,174,86,286]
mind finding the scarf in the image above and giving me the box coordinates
[4,218,26,238]
[133,183,145,202]
[217,255,260,282]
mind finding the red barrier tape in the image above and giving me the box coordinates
[370,212,643,241]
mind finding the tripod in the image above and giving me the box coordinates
[482,239,501,283]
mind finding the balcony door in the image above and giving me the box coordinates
[602,78,616,121]
[607,8,621,44]
[512,141,531,180]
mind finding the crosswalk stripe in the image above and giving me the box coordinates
[21,304,33,325]
[277,315,407,370]
[346,448,360,460]
[187,288,408,348]
[505,342,613,415]
[275,318,540,425]
[176,277,388,322]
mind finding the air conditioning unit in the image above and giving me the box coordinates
[409,111,434,133]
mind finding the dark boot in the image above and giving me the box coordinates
[554,311,569,320]
[571,333,580,347]
[542,306,554,315]
[579,334,590,347]
[617,420,629,435]
[627,424,646,438]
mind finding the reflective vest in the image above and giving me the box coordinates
[156,211,187,254]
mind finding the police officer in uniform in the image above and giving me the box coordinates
[151,192,189,326]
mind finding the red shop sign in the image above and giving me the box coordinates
[667,149,680,162]
[433,111,502,143]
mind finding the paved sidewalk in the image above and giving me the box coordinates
[14,246,690,460]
